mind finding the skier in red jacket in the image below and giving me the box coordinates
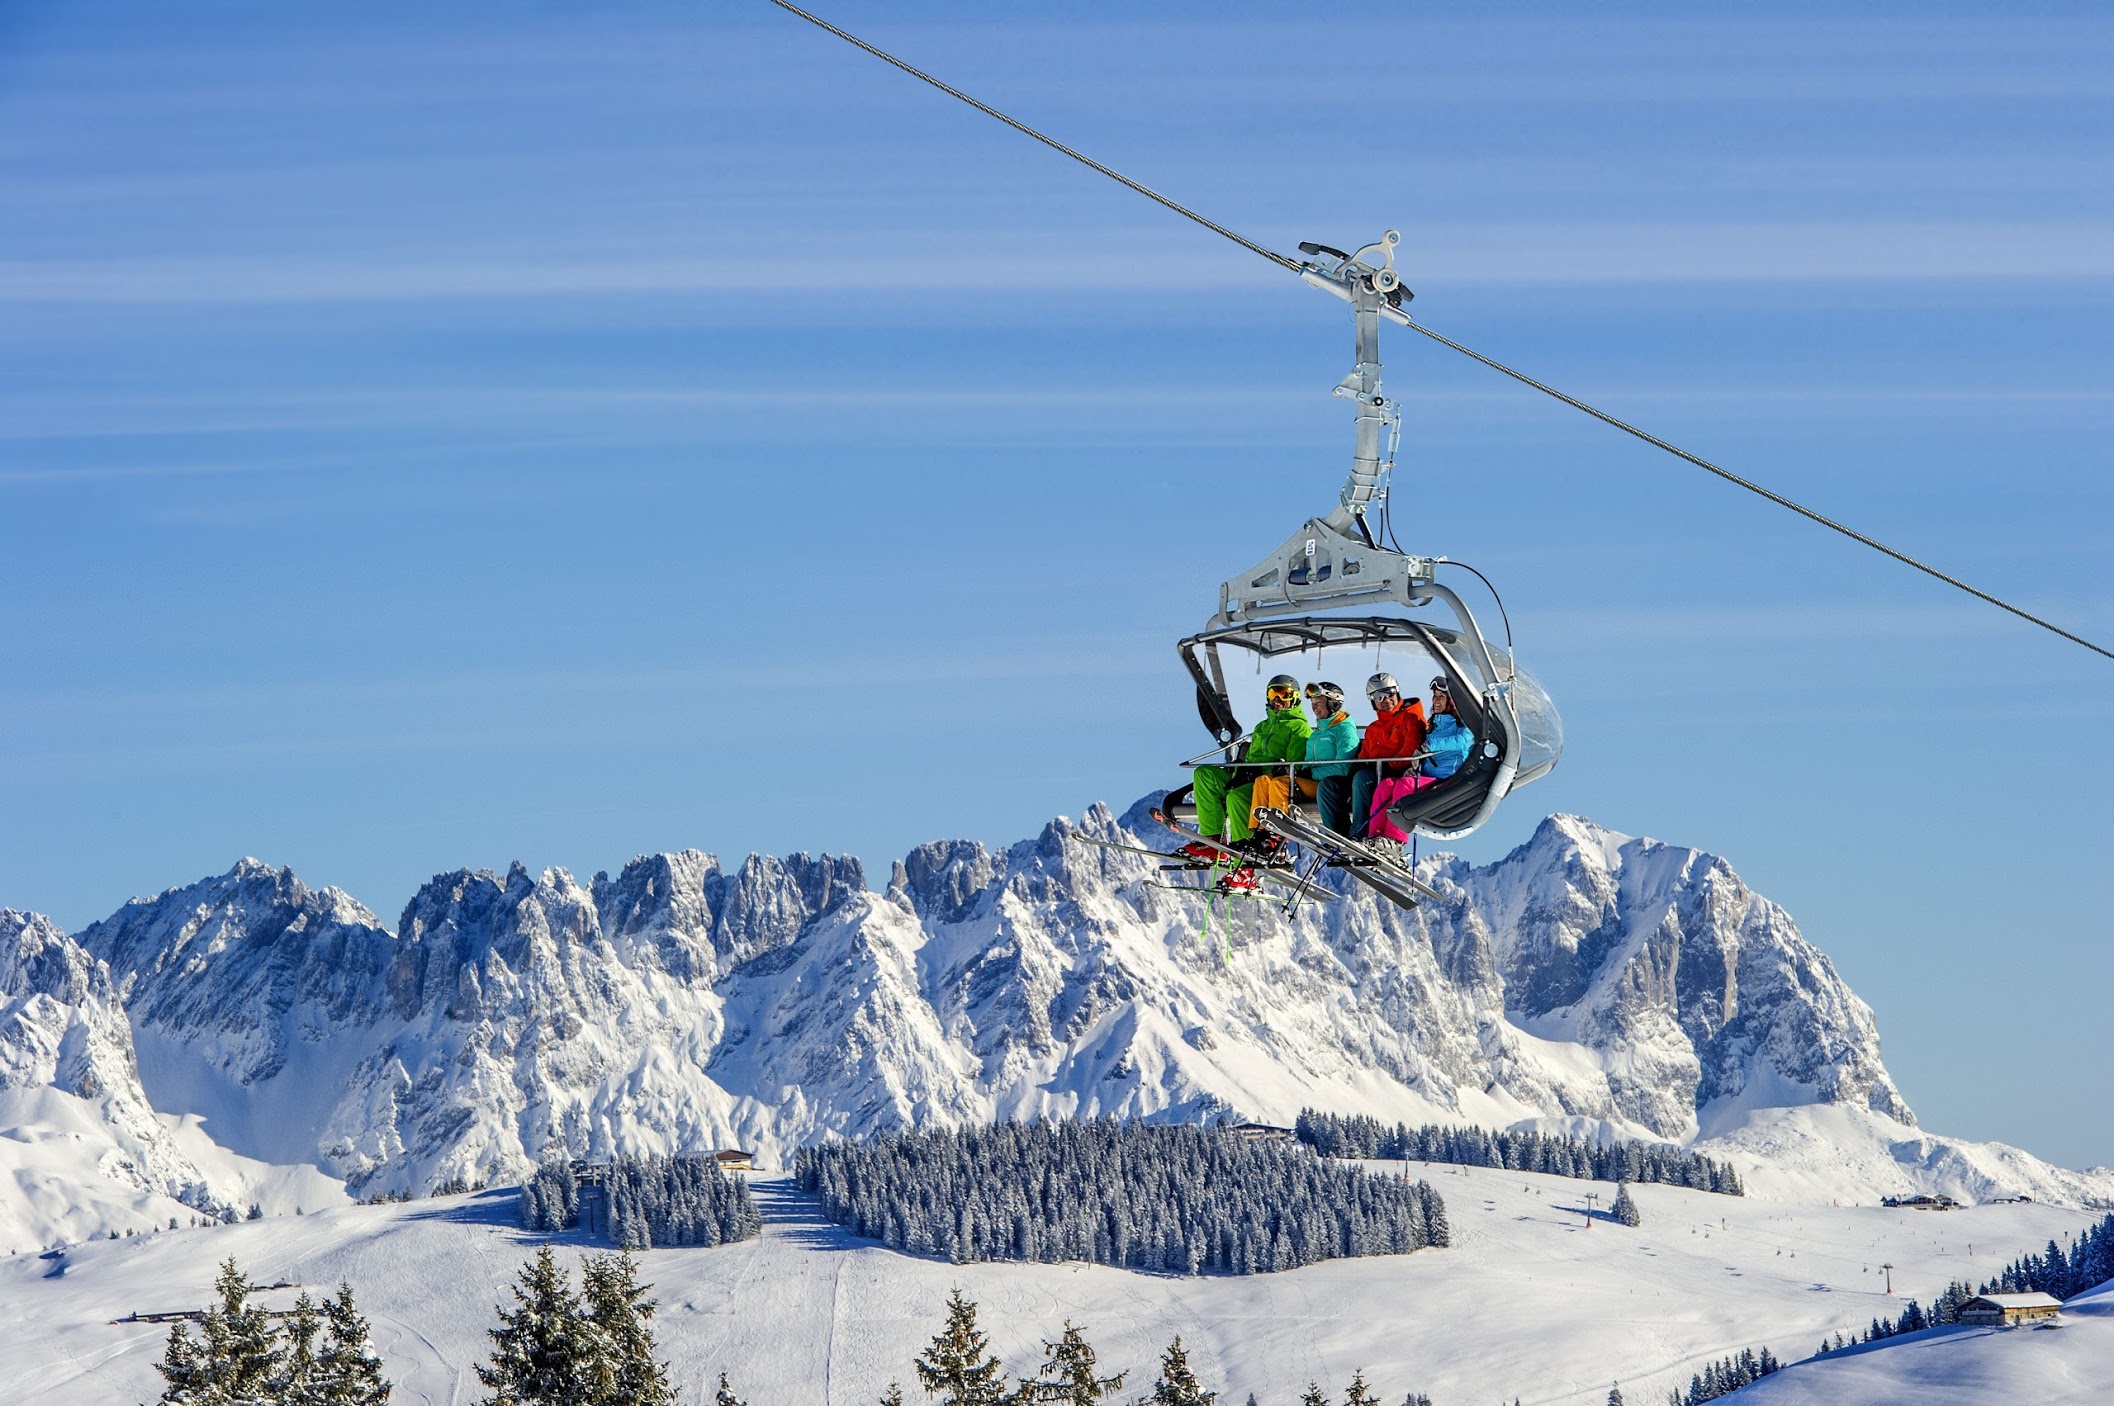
[1351,673,1426,840]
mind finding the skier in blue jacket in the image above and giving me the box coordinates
[1418,678,1475,779]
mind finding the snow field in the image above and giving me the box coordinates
[2,1163,2100,1406]
[1736,1280,2114,1406]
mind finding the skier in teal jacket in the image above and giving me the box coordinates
[1301,681,1361,834]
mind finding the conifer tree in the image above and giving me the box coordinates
[477,1247,610,1406]
[153,1318,209,1402]
[281,1291,322,1397]
[1149,1336,1214,1406]
[154,1258,291,1405]
[582,1252,674,1406]
[1300,1384,1326,1406]
[880,1383,906,1406]
[717,1371,749,1406]
[203,1257,282,1400]
[1342,1369,1378,1406]
[1018,1321,1126,1406]
[313,1281,392,1405]
[1607,1387,1625,1406]
[1611,1184,1641,1228]
[914,1289,1009,1406]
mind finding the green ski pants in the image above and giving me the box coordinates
[1192,765,1256,842]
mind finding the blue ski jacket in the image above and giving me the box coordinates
[1421,713,1475,779]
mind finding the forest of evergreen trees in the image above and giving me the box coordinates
[1814,1211,2114,1358]
[795,1119,1449,1274]
[1978,1212,2114,1299]
[1294,1110,1744,1196]
[518,1153,762,1249]
[1664,1347,1780,1404]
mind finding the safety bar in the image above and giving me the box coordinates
[1178,752,1436,772]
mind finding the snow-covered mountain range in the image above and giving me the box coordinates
[4,802,2107,1248]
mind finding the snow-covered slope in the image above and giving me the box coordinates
[16,804,2110,1217]
[5,1166,2108,1406]
[0,908,218,1246]
[0,910,347,1252]
[1738,1278,2114,1406]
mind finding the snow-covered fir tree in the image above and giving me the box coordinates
[1341,1369,1379,1406]
[154,1259,282,1404]
[914,1289,1010,1406]
[795,1119,1447,1275]
[1611,1184,1641,1227]
[583,1251,675,1406]
[477,1247,612,1405]
[716,1371,748,1406]
[1608,1387,1625,1406]
[1148,1335,1215,1406]
[1017,1321,1126,1406]
[312,1283,392,1405]
[282,1293,322,1394]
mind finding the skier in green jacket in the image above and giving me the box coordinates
[1184,674,1312,858]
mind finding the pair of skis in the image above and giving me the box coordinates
[1073,803,1444,926]
[1069,830,1333,906]
[1249,805,1446,909]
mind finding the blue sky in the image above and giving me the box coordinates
[2,2,2109,1166]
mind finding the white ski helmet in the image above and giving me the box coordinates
[1365,673,1400,702]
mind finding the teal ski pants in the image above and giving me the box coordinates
[1192,765,1256,842]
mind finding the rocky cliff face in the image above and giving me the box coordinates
[0,909,217,1226]
[55,804,1915,1198]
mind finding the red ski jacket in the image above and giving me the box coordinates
[1356,701,1427,778]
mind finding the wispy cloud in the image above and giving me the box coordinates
[6,219,2111,307]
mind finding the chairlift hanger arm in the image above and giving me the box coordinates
[764,0,2112,665]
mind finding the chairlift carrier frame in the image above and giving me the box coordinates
[1176,232,1561,841]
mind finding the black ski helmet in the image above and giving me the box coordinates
[1265,673,1301,709]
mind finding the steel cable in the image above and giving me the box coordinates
[764,0,2111,663]
[763,0,1299,273]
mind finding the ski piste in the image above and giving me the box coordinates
[1143,808,1340,906]
[1250,805,1446,909]
[1074,831,1337,904]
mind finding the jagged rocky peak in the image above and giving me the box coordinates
[80,856,391,988]
[891,838,998,924]
[1,908,103,1007]
[13,806,2002,1206]
[1424,813,1913,1130]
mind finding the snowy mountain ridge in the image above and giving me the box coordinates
[4,804,2109,1248]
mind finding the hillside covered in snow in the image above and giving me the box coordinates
[3,803,2109,1250]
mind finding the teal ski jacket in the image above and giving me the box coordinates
[1303,711,1360,780]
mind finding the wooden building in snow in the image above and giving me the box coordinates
[1958,1292,2063,1327]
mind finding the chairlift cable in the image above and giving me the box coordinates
[1397,321,2114,664]
[762,0,1298,274]
[764,0,2112,665]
